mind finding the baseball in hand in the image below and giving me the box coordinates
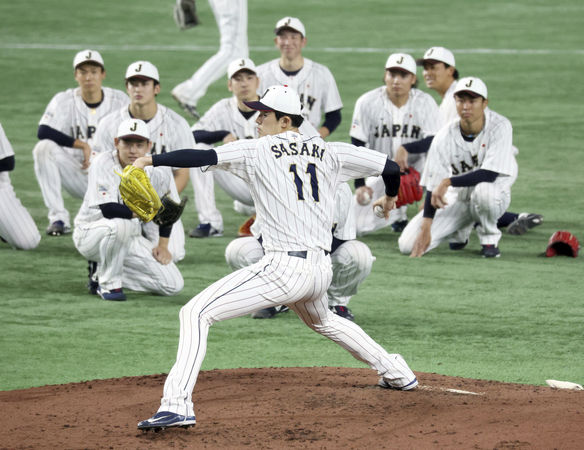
[357,191,372,206]
[374,205,385,218]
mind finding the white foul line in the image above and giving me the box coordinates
[0,43,582,56]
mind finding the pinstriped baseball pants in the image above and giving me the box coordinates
[33,139,88,227]
[73,218,183,295]
[158,250,415,416]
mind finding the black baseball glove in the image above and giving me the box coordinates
[153,194,188,228]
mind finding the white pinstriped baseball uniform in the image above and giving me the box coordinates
[439,80,458,126]
[96,104,198,262]
[73,151,183,295]
[0,124,41,250]
[225,182,375,307]
[33,87,128,227]
[192,96,257,208]
[350,87,440,235]
[256,58,343,130]
[195,96,321,208]
[157,132,416,416]
[399,107,517,253]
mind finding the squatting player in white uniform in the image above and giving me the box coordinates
[395,47,542,242]
[135,85,417,431]
[351,53,440,236]
[171,0,248,119]
[73,119,184,301]
[95,61,202,262]
[257,17,343,139]
[0,123,41,250]
[33,50,129,236]
[399,78,517,258]
[225,182,376,322]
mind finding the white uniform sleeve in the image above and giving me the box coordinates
[0,124,15,159]
[421,95,441,136]
[420,129,452,191]
[214,139,254,183]
[349,93,371,144]
[335,142,388,182]
[480,119,515,176]
[321,66,343,113]
[332,183,356,240]
[86,154,119,208]
[94,114,118,154]
[192,100,227,133]
[39,91,73,133]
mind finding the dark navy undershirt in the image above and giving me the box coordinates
[99,202,172,237]
[280,67,302,77]
[351,137,367,189]
[0,155,15,172]
[322,109,342,134]
[37,125,75,148]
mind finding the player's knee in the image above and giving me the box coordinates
[224,237,262,271]
[16,231,41,250]
[158,273,184,296]
[398,234,414,255]
[32,140,55,160]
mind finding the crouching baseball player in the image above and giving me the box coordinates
[132,85,416,431]
[0,123,41,250]
[225,183,374,321]
[399,77,516,258]
[72,119,184,301]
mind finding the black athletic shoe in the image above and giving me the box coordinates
[480,244,501,258]
[87,260,98,295]
[330,305,355,321]
[449,240,468,250]
[138,411,196,431]
[251,305,289,319]
[391,220,408,233]
[507,213,543,235]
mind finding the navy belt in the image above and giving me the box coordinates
[287,250,330,259]
[287,251,307,259]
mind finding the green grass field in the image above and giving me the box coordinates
[1,0,583,391]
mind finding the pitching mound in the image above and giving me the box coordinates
[2,367,582,449]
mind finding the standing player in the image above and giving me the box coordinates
[73,119,183,300]
[95,61,211,260]
[33,50,129,236]
[256,17,343,138]
[225,182,375,321]
[134,85,417,431]
[399,77,516,258]
[171,0,248,119]
[351,53,440,236]
[395,46,542,238]
[0,123,41,250]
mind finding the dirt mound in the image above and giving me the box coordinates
[2,367,582,449]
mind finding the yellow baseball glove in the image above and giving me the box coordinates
[117,165,162,222]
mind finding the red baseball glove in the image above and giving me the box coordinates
[545,230,580,257]
[395,168,423,208]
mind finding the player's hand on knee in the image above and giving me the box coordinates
[153,245,173,265]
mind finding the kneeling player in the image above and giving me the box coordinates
[73,119,183,300]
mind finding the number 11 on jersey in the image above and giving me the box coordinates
[289,163,319,202]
